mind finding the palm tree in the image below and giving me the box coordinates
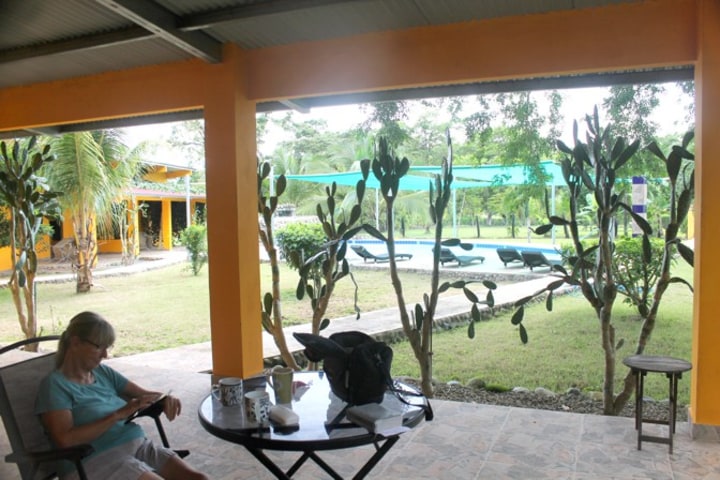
[46,130,141,292]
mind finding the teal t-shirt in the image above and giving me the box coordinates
[35,364,145,474]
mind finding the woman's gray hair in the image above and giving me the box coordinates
[56,311,115,368]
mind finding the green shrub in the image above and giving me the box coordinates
[180,224,207,275]
[614,236,667,314]
[559,235,667,316]
[275,222,326,271]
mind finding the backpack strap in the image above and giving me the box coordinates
[373,350,434,421]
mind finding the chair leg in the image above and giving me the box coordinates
[76,460,89,480]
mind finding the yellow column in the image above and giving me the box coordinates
[128,200,140,257]
[691,0,720,426]
[161,199,172,250]
[204,44,263,378]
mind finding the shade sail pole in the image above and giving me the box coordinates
[453,189,458,237]
[550,181,556,245]
[185,175,191,226]
[375,188,379,229]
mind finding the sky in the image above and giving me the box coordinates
[122,83,692,166]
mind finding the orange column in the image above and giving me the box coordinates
[691,0,720,426]
[204,44,263,378]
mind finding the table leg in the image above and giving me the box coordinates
[633,369,641,431]
[244,445,292,479]
[636,370,646,451]
[353,436,399,480]
[244,436,400,479]
[668,373,677,454]
[303,452,343,480]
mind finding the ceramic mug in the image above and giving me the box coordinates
[244,390,271,424]
[267,366,293,404]
[212,377,242,407]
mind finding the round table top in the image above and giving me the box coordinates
[197,371,428,451]
[622,355,692,374]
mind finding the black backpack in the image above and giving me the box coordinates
[294,331,392,405]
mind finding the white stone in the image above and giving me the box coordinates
[534,387,557,398]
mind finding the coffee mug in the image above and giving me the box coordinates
[244,390,271,424]
[267,366,293,405]
[212,377,242,407]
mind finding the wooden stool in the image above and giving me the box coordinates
[622,355,692,454]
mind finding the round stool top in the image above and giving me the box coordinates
[622,355,692,374]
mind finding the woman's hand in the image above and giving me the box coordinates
[119,394,156,420]
[162,394,182,421]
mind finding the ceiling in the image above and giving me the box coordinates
[0,0,692,135]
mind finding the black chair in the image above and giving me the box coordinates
[0,336,187,480]
[438,248,485,267]
[350,245,413,263]
[496,248,524,267]
[520,251,563,271]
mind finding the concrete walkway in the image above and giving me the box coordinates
[112,253,570,373]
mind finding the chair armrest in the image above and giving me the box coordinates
[6,443,94,464]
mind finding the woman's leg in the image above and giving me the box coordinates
[156,456,208,480]
[138,472,163,480]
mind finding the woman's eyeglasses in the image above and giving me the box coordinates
[83,339,113,352]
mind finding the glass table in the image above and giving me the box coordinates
[198,371,429,479]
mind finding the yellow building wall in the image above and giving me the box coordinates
[0,238,52,271]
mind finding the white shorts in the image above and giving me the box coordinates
[61,437,176,480]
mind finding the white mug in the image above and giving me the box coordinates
[244,390,271,424]
[212,377,242,407]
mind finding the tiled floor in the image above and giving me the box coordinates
[4,358,719,480]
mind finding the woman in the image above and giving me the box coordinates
[35,311,208,480]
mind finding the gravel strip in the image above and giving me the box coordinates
[402,379,687,422]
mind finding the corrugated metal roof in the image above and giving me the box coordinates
[0,0,131,50]
[0,0,658,130]
[1,0,640,79]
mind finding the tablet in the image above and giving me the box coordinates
[124,393,168,424]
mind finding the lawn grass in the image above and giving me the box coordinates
[391,263,694,404]
[0,262,466,352]
[0,258,694,403]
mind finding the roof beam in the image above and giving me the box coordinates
[94,0,222,62]
[278,99,311,114]
[179,0,371,31]
[0,27,151,64]
[0,0,363,64]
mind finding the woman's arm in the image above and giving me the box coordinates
[40,397,150,449]
[123,380,182,421]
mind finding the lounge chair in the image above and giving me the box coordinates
[0,336,190,480]
[496,248,524,267]
[350,245,413,263]
[520,251,563,271]
[439,248,485,267]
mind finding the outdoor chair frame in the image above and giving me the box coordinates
[496,248,525,267]
[350,245,413,263]
[438,248,485,267]
[520,251,563,271]
[0,336,188,480]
